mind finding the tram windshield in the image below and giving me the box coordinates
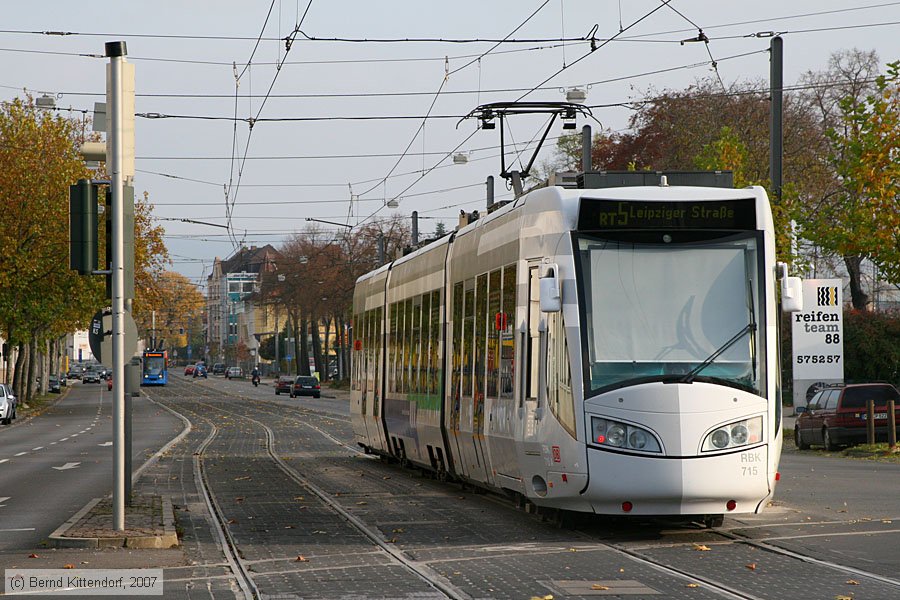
[144,355,166,375]
[575,234,765,396]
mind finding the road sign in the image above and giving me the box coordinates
[89,309,138,363]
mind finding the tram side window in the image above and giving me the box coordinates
[463,281,475,404]
[421,292,431,397]
[351,312,361,392]
[373,307,382,415]
[411,297,422,396]
[403,298,412,394]
[486,269,501,399]
[430,290,441,397]
[451,282,464,429]
[547,309,576,438]
[500,263,516,400]
[475,274,488,431]
[388,302,399,394]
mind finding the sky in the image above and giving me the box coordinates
[3,1,899,292]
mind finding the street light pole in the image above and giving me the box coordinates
[107,40,127,532]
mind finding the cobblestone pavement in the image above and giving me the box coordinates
[131,378,900,600]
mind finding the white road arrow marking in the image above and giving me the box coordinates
[52,462,81,471]
[98,442,113,447]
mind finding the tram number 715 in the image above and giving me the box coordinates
[740,451,762,476]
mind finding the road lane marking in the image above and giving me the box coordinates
[71,433,79,437]
[0,497,10,504]
[0,459,8,464]
[52,462,81,471]
[14,452,27,457]
[32,447,43,451]
[98,442,113,447]
[49,442,57,445]
[0,528,35,532]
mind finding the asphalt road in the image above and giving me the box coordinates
[0,380,183,551]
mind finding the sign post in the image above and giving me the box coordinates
[792,279,844,408]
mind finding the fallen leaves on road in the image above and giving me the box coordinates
[693,544,711,551]
[295,555,309,562]
[63,564,75,569]
[686,583,700,588]
[28,554,38,559]
[745,563,757,571]
[846,580,859,585]
[590,584,609,590]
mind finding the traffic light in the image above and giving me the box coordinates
[69,179,98,275]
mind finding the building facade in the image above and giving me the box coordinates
[206,245,281,367]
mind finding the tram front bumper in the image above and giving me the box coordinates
[584,445,772,516]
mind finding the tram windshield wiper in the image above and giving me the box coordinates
[679,320,756,384]
[680,274,757,385]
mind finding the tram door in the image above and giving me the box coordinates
[522,265,543,449]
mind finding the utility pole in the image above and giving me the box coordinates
[769,35,783,203]
[107,40,128,532]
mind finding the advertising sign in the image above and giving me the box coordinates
[792,278,844,381]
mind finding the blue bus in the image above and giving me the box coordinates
[141,350,168,386]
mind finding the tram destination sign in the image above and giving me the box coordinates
[578,198,756,230]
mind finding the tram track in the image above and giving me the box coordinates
[144,380,463,600]
[146,379,900,599]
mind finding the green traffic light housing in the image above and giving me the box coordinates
[69,179,98,275]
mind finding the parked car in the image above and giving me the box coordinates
[274,375,294,395]
[0,383,17,425]
[290,375,321,399]
[66,368,82,380]
[59,373,67,387]
[795,383,900,450]
[48,376,61,393]
[225,367,244,379]
[184,365,195,376]
[82,369,102,384]
[212,363,226,376]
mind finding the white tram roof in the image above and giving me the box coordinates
[355,183,767,287]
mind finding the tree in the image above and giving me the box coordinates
[133,271,204,351]
[815,61,900,290]
[0,97,102,398]
[795,49,885,309]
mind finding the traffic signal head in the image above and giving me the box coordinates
[69,179,98,275]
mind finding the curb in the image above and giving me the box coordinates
[48,497,179,549]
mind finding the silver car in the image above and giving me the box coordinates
[0,383,17,425]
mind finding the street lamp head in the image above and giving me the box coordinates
[36,94,57,110]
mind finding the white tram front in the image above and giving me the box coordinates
[351,172,801,523]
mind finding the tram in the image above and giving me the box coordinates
[141,349,168,386]
[351,171,802,524]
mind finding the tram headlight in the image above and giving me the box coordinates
[607,424,626,447]
[591,417,661,453]
[702,416,763,452]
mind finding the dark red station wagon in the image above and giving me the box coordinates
[795,383,900,450]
